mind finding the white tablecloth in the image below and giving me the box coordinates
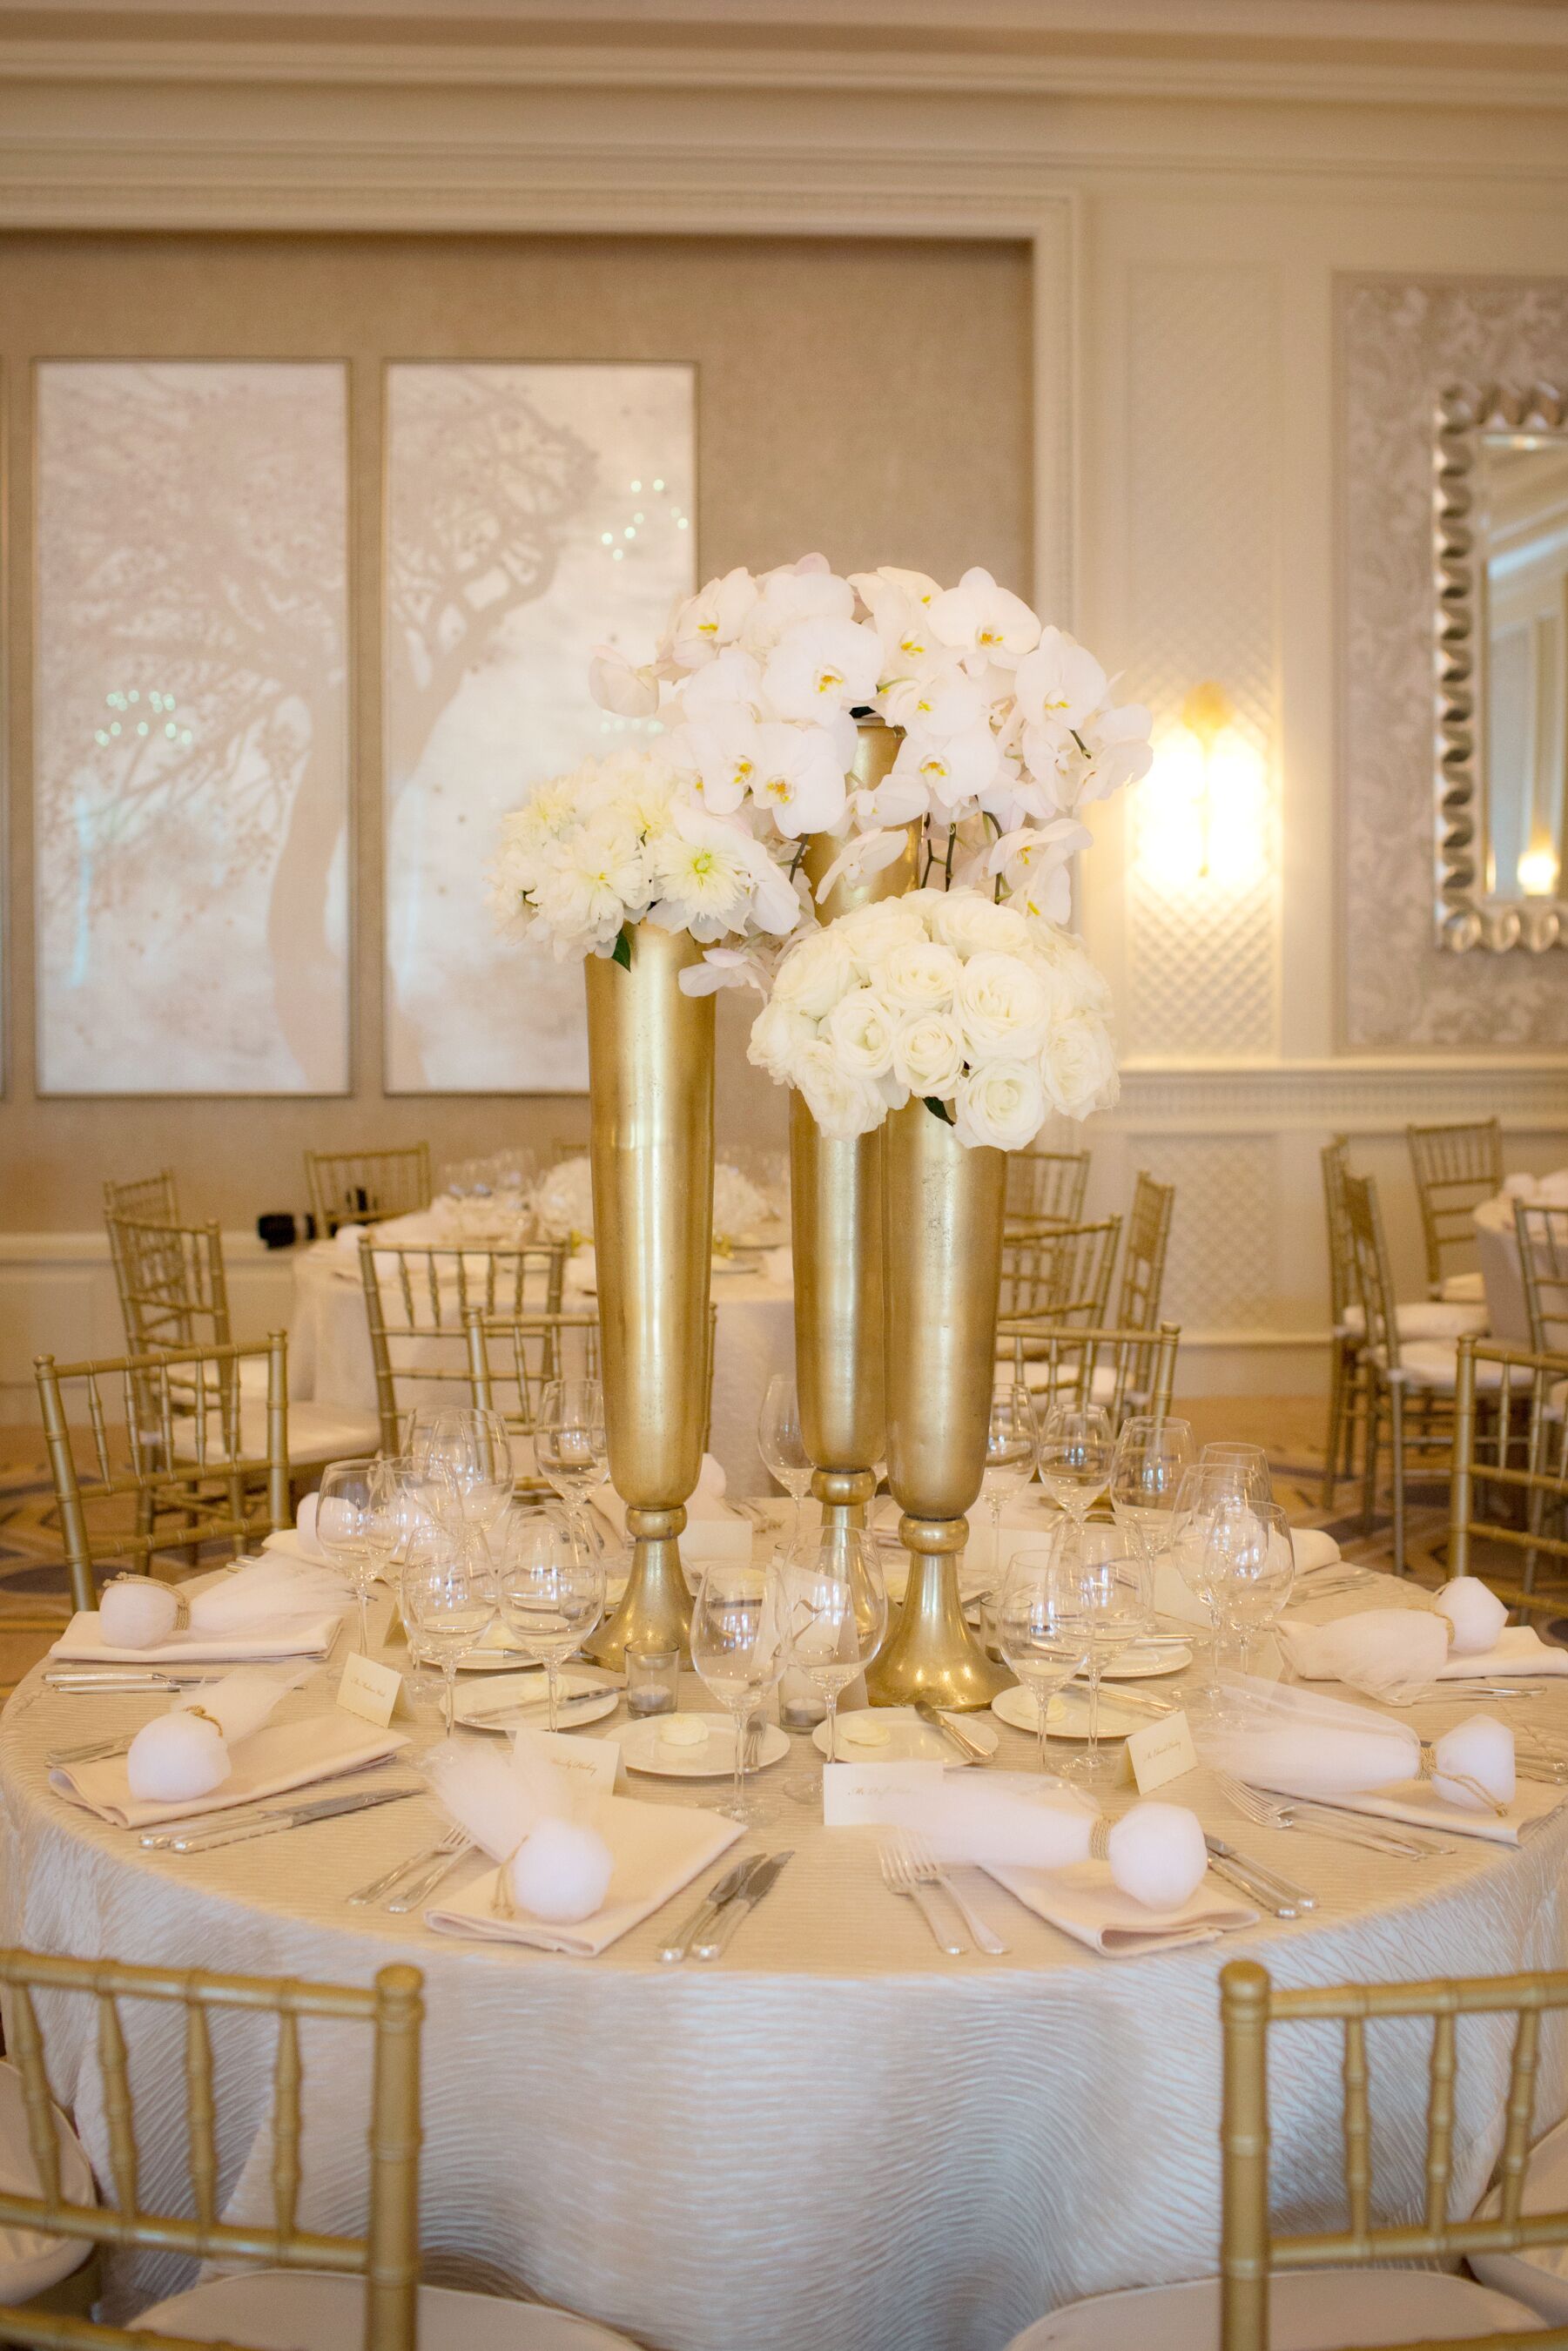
[4,1566,1568,2350]
[287,1230,795,1494]
[1475,1170,1568,1346]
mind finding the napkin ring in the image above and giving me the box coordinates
[108,1573,190,1632]
[1417,1741,1506,1816]
[1088,1817,1113,1863]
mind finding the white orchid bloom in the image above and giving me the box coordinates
[851,773,929,829]
[986,818,1089,926]
[811,826,910,904]
[740,567,856,657]
[891,717,1000,812]
[677,946,771,998]
[880,672,986,736]
[670,710,764,815]
[762,616,882,723]
[928,567,1042,672]
[1014,627,1109,735]
[588,643,661,718]
[849,571,946,674]
[1073,702,1155,805]
[670,568,759,670]
[750,721,851,838]
[676,646,764,722]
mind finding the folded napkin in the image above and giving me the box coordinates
[50,1600,343,1668]
[590,1454,749,1564]
[425,1791,743,1957]
[985,1859,1257,1957]
[1282,1775,1564,1850]
[1437,1626,1568,1681]
[263,1492,329,1566]
[50,1712,408,1830]
[1291,1529,1342,1577]
[1276,1580,1563,1704]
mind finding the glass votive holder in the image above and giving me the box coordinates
[978,1596,1004,1664]
[777,1665,827,1732]
[625,1647,680,1719]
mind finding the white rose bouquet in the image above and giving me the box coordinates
[748,884,1117,1149]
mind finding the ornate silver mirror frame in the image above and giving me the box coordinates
[1434,381,1567,953]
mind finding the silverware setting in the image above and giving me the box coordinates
[387,1837,474,1914]
[152,1784,420,1855]
[880,1832,966,1955]
[1216,1772,1450,1858]
[898,1830,1008,1954]
[48,1732,135,1768]
[1202,1834,1316,1919]
[44,1671,223,1694]
[692,1849,791,1961]
[461,1688,613,1732]
[348,1825,467,1908]
[659,1854,764,1964]
[913,1697,992,1764]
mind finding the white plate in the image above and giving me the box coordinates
[990,1683,1159,1743]
[810,1706,999,1764]
[454,1669,620,1734]
[619,1713,790,1779]
[1101,1640,1191,1680]
[454,1624,534,1674]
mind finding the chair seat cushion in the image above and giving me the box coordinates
[132,2271,641,2349]
[1004,2267,1544,2348]
[1472,2105,1568,2321]
[1442,1270,1489,1304]
[241,1400,383,1467]
[1376,1341,1510,1394]
[0,2060,94,2303]
[1343,1301,1490,1342]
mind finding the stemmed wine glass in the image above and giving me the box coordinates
[690,1559,787,1822]
[400,1529,497,1735]
[495,1509,606,1732]
[406,1406,515,1552]
[315,1456,399,1656]
[1207,1496,1295,1685]
[1055,1534,1154,1782]
[1036,1405,1113,1566]
[979,1384,1039,1587]
[1198,1441,1273,1506]
[758,1374,813,1553]
[1109,1416,1196,1570]
[535,1378,609,1557]
[1170,1462,1269,1712]
[997,1545,1093,1775]
[784,1526,887,1770]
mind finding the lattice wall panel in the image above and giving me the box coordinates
[1125,1134,1278,1333]
[1125,262,1280,1060]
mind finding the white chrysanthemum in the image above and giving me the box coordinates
[890,1010,966,1098]
[1043,1008,1120,1121]
[952,1058,1047,1152]
[872,939,962,1016]
[954,952,1050,1063]
[771,926,863,1019]
[825,987,898,1080]
[533,811,648,952]
[924,891,1032,959]
[645,812,757,941]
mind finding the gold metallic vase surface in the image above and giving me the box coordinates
[868,1095,1009,1708]
[581,923,712,1667]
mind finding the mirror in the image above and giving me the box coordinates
[1434,383,1566,953]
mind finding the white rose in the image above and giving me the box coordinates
[825,988,898,1080]
[925,890,1032,959]
[1023,921,1114,1018]
[954,952,1050,1063]
[748,998,818,1084]
[1043,1010,1120,1121]
[873,939,963,1015]
[952,1059,1047,1153]
[771,926,861,1020]
[792,1041,887,1142]
[891,1011,967,1098]
[830,899,927,966]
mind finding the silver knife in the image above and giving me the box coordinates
[162,1786,417,1854]
[913,1698,991,1764]
[462,1688,611,1730]
[387,1840,474,1915]
[45,1671,222,1694]
[658,1855,762,1965]
[693,1849,793,1961]
[1204,1835,1316,1918]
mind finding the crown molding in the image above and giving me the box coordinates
[1107,1054,1568,1131]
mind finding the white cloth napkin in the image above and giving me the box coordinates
[1279,1611,1568,1703]
[50,1604,343,1667]
[262,1492,329,1566]
[984,1859,1257,1957]
[50,1714,408,1829]
[424,1792,743,1956]
[1275,1776,1564,1850]
[1437,1627,1568,1681]
[590,1456,750,1564]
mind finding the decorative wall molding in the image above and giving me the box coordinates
[1109,1057,1568,1131]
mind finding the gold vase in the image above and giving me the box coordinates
[793,722,919,1550]
[866,1095,1010,1709]
[581,923,712,1668]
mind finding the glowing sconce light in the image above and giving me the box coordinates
[1518,844,1560,899]
[1137,682,1267,890]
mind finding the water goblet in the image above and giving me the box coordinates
[1207,1497,1295,1685]
[758,1375,814,1553]
[1037,1404,1113,1566]
[784,1526,887,1770]
[400,1532,497,1735]
[690,1559,787,1822]
[314,1456,399,1656]
[997,1544,1092,1774]
[535,1378,609,1554]
[980,1383,1039,1586]
[1055,1540,1153,1783]
[1198,1440,1274,1506]
[1110,1415,1196,1570]
[496,1509,606,1732]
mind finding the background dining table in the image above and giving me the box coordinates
[1474,1170,1568,1345]
[4,1556,1568,2351]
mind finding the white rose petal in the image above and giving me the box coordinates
[792,1041,887,1142]
[925,890,1032,959]
[830,899,928,966]
[891,1011,967,1098]
[1042,1010,1120,1122]
[748,998,818,1083]
[873,939,963,1015]
[952,1059,1047,1152]
[825,988,898,1080]
[771,926,862,1019]
[954,952,1050,1062]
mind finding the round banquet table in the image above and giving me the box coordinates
[1475,1173,1568,1347]
[287,1232,795,1495]
[6,1568,1568,2351]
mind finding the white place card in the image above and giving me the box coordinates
[1124,1708,1197,1795]
[335,1652,406,1729]
[822,1760,944,1825]
[515,1727,621,1792]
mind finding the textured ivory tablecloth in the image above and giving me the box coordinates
[288,1241,794,1495]
[5,1568,1568,2351]
[1474,1192,1533,1344]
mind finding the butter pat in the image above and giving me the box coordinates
[657,1714,710,1749]
[842,1718,892,1748]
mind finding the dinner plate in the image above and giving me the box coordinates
[1100,1640,1192,1680]
[990,1682,1159,1742]
[454,1623,533,1674]
[454,1668,620,1734]
[618,1712,790,1779]
[810,1706,999,1764]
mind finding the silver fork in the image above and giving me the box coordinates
[900,1831,1008,1955]
[347,1826,464,1909]
[879,1833,966,1955]
[387,1836,474,1914]
[1216,1772,1440,1858]
[47,1732,133,1768]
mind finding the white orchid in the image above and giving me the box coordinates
[762,617,882,722]
[667,567,758,668]
[929,566,1042,672]
[588,643,662,718]
[890,716,1000,812]
[1014,628,1108,736]
[677,946,772,999]
[750,721,851,838]
[671,709,764,813]
[811,826,910,905]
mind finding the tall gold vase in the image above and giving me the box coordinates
[581,923,712,1669]
[793,720,919,1546]
[866,1096,1010,1710]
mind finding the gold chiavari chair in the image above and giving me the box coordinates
[1004,1147,1089,1232]
[998,1319,1180,1425]
[1319,1137,1365,1508]
[1518,1202,1568,1358]
[34,1339,291,1614]
[1010,1957,1568,2349]
[464,1306,602,1491]
[360,1242,569,1458]
[999,1217,1121,1330]
[1114,1172,1174,1333]
[305,1147,432,1241]
[102,1173,179,1319]
[1408,1115,1504,1304]
[1450,1336,1568,1607]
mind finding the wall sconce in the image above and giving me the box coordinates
[1518,842,1560,898]
[1136,681,1268,890]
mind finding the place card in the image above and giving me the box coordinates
[335,1652,407,1729]
[822,1759,944,1825]
[1124,1708,1197,1795]
[515,1726,621,1792]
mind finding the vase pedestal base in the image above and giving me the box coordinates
[811,1465,874,1543]
[865,1514,1009,1712]
[582,1503,692,1671]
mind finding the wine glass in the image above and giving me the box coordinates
[690,1559,787,1822]
[997,1545,1092,1775]
[496,1509,606,1731]
[400,1531,497,1735]
[535,1378,609,1554]
[1169,1464,1262,1712]
[1054,1539,1153,1782]
[1110,1416,1196,1569]
[784,1526,887,1768]
[407,1407,515,1547]
[980,1384,1039,1587]
[1036,1405,1113,1565]
[1207,1497,1295,1684]
[758,1374,813,1552]
[314,1457,399,1656]
[1198,1441,1273,1506]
